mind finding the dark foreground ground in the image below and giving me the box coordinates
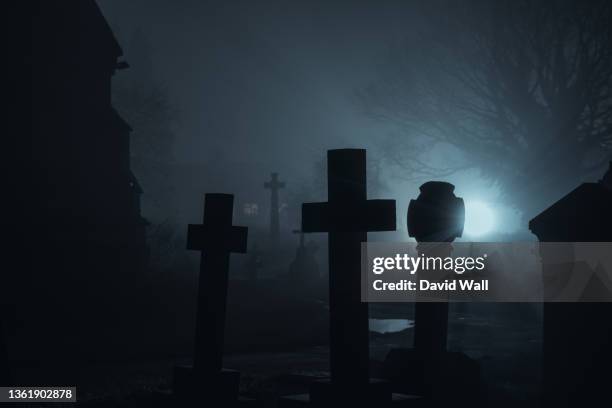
[8,304,542,407]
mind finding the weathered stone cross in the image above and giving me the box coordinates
[187,194,247,373]
[175,194,247,403]
[264,172,285,244]
[302,149,396,389]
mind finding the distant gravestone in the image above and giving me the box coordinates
[289,230,320,286]
[245,244,263,281]
[284,149,400,406]
[264,172,285,245]
[530,162,612,408]
[174,194,248,404]
[293,229,305,249]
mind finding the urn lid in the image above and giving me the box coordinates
[408,181,465,242]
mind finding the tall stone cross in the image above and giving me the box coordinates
[186,194,248,374]
[264,172,285,244]
[302,149,396,389]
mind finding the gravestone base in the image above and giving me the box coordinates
[311,378,390,404]
[173,366,240,405]
[280,378,423,407]
[383,349,482,407]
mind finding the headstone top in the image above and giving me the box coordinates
[408,181,464,242]
[302,150,396,233]
[419,181,456,197]
[187,194,247,253]
[530,165,612,242]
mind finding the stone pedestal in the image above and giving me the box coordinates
[311,378,390,404]
[383,349,481,407]
[173,366,240,404]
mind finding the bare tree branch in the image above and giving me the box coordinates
[359,0,612,216]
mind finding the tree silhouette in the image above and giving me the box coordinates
[112,30,182,268]
[361,0,612,218]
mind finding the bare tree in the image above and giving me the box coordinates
[361,0,612,218]
[112,30,183,269]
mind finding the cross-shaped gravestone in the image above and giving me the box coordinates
[187,193,247,372]
[264,172,285,244]
[174,193,247,402]
[302,149,396,395]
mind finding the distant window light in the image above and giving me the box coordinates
[244,203,259,216]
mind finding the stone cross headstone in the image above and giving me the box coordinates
[174,193,248,403]
[301,149,396,401]
[264,172,285,244]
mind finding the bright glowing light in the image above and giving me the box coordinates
[464,200,495,237]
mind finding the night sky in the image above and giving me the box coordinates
[99,0,405,168]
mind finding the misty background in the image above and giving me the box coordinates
[20,2,612,403]
[100,0,611,262]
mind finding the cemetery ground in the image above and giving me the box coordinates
[8,302,541,407]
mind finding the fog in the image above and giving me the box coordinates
[98,0,610,246]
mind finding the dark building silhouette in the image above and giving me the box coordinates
[31,0,147,259]
[23,0,147,360]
